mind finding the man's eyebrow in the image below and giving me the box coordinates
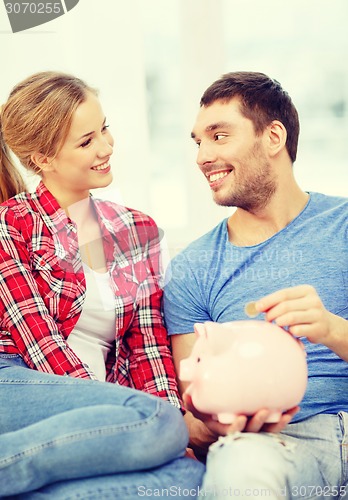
[206,121,231,132]
[191,121,232,139]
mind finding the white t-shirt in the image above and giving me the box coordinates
[67,264,116,381]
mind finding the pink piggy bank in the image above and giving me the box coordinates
[180,320,307,424]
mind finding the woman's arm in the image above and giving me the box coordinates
[127,285,183,409]
[0,208,96,379]
[121,215,182,409]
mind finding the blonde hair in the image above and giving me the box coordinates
[0,71,96,202]
[0,110,26,202]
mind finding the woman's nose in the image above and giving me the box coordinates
[98,134,114,157]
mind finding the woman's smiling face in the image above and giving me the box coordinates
[41,91,114,206]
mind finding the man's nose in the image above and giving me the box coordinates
[196,141,216,166]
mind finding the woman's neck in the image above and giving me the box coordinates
[65,195,107,273]
[65,196,94,228]
[42,179,90,214]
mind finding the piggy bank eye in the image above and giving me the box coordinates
[197,357,201,363]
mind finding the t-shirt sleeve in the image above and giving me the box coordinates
[163,252,211,334]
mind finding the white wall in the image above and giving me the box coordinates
[1,0,347,257]
[0,0,151,204]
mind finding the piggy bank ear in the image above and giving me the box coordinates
[193,323,207,338]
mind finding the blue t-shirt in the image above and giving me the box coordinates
[163,192,348,422]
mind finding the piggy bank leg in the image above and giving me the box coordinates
[216,413,237,424]
[217,411,282,424]
[265,410,281,423]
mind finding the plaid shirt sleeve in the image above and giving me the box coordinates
[127,284,183,410]
[0,207,96,379]
[108,209,183,410]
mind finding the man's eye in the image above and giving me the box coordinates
[215,134,226,141]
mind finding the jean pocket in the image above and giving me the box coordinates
[0,354,28,369]
[338,411,348,440]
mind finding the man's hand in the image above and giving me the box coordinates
[255,284,331,344]
[183,393,299,435]
[255,284,348,360]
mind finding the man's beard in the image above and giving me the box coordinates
[213,142,277,212]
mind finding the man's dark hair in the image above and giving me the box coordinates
[200,71,300,163]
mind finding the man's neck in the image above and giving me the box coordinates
[227,187,309,247]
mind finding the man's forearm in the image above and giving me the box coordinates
[324,313,348,361]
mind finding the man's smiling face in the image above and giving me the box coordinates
[191,98,277,211]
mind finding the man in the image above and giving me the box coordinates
[164,72,348,498]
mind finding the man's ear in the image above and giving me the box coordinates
[267,120,287,157]
[30,152,54,172]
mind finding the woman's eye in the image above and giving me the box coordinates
[80,137,92,148]
[102,124,110,133]
[215,134,226,141]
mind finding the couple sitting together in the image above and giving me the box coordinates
[0,70,347,499]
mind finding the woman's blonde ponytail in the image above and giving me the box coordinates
[0,107,26,203]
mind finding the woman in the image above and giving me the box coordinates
[0,72,204,498]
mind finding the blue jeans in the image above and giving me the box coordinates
[201,412,348,499]
[0,354,205,498]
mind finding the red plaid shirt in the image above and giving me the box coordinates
[0,182,182,409]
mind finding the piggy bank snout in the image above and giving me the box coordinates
[179,358,194,381]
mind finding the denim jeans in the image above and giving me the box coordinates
[201,412,348,499]
[0,354,205,498]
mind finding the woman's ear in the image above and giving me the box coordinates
[267,120,287,157]
[30,152,54,172]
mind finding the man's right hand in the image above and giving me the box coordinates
[184,392,299,437]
